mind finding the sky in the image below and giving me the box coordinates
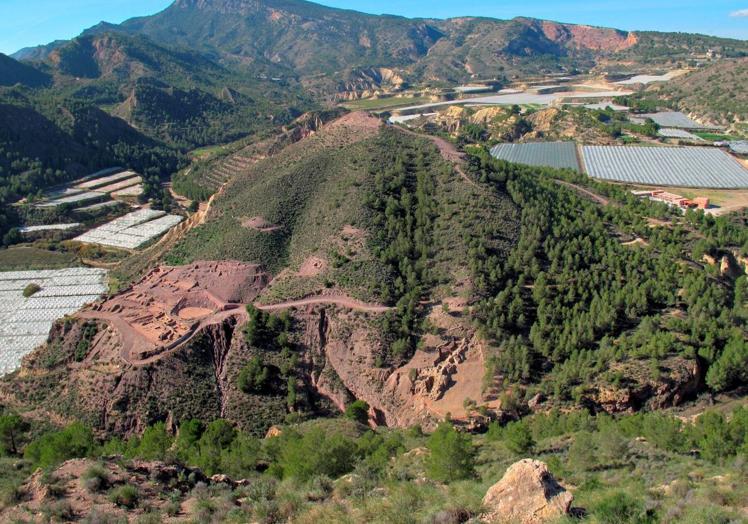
[2,0,748,56]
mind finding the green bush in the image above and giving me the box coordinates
[591,491,654,524]
[0,413,28,455]
[279,428,358,481]
[22,283,41,298]
[238,356,270,394]
[503,421,535,455]
[24,423,95,468]
[108,484,139,509]
[81,464,110,493]
[344,400,370,425]
[567,431,598,472]
[134,422,173,460]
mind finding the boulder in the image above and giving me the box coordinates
[265,425,283,439]
[481,459,573,524]
[527,393,545,411]
[720,255,742,279]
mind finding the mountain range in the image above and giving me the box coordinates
[12,0,748,83]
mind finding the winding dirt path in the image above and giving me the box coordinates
[78,294,390,366]
[554,179,610,206]
[392,126,478,188]
[256,295,391,313]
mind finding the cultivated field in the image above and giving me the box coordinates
[74,209,184,250]
[37,191,106,208]
[490,142,581,171]
[582,146,748,188]
[631,111,705,129]
[36,169,144,208]
[19,223,81,234]
[658,128,704,141]
[0,268,107,374]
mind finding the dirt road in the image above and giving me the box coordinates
[554,179,610,206]
[256,295,391,313]
[393,126,479,188]
[78,294,390,366]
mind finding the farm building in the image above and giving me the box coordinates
[633,190,709,211]
[490,142,581,171]
[582,146,748,188]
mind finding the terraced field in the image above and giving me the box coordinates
[172,145,266,201]
[204,153,257,191]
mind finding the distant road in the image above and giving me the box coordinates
[392,88,633,114]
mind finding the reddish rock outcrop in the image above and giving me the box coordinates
[584,356,703,414]
[481,459,573,524]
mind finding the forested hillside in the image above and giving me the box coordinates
[0,53,50,87]
[0,30,312,241]
[466,151,748,402]
[0,88,184,242]
[164,117,747,412]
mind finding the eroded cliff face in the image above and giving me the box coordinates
[2,294,494,437]
[0,278,708,438]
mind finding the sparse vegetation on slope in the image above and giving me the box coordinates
[650,58,748,130]
[1,406,747,522]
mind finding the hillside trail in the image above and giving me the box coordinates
[78,294,390,366]
[392,125,479,188]
[393,124,620,207]
[554,179,610,206]
[255,295,391,313]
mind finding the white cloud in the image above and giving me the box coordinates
[730,8,748,17]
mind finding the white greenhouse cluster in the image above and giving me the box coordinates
[0,268,107,375]
[582,146,748,188]
[35,168,144,209]
[73,209,184,250]
[19,223,81,233]
[657,128,704,141]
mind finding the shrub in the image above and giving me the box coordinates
[238,356,270,394]
[108,485,140,509]
[24,423,95,468]
[595,425,629,464]
[134,422,173,460]
[0,413,28,455]
[592,491,653,524]
[503,421,535,455]
[279,428,358,481]
[22,283,41,298]
[82,464,110,493]
[425,422,475,483]
[568,431,598,472]
[344,400,370,425]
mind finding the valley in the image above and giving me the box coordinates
[0,0,747,522]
